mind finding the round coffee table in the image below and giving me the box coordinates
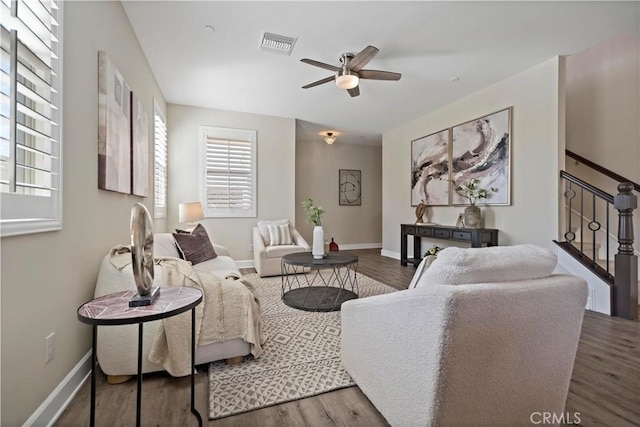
[281,252,358,312]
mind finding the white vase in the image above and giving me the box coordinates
[312,225,325,259]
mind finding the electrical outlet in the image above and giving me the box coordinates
[45,332,55,363]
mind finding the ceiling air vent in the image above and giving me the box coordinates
[259,32,297,55]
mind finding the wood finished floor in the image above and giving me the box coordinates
[55,249,640,427]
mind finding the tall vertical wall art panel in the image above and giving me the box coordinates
[451,108,511,205]
[131,93,149,197]
[411,129,450,206]
[98,51,131,193]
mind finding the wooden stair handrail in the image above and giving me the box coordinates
[566,150,640,193]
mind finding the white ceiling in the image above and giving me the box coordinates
[122,1,639,146]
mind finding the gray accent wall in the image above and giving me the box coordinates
[295,136,382,248]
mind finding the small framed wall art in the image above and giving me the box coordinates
[339,169,361,206]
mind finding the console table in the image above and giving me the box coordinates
[401,224,499,266]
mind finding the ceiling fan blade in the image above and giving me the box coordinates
[302,75,335,89]
[347,86,360,97]
[301,58,340,72]
[348,46,379,71]
[358,69,402,81]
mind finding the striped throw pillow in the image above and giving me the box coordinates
[268,224,293,246]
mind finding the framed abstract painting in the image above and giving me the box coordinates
[339,169,361,206]
[411,129,450,206]
[98,51,131,194]
[451,108,511,205]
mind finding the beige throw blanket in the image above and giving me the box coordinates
[109,247,263,377]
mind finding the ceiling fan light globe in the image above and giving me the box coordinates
[336,74,359,90]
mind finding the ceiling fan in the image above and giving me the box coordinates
[301,45,401,97]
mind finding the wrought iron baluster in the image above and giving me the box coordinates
[606,202,610,276]
[579,187,585,255]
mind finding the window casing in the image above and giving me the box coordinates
[153,103,167,219]
[200,126,256,218]
[1,0,63,236]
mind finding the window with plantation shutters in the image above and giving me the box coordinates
[200,126,256,218]
[1,0,63,236]
[153,103,167,219]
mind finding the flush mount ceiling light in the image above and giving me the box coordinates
[323,132,336,144]
[336,68,359,90]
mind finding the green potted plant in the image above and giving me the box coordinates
[453,178,498,228]
[302,198,326,259]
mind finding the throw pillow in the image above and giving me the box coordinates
[268,224,293,246]
[257,219,291,246]
[408,255,437,289]
[418,244,557,286]
[172,224,217,265]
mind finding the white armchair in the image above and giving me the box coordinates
[341,245,588,426]
[253,219,310,277]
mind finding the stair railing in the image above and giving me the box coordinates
[558,170,637,320]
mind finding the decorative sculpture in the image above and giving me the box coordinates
[414,203,428,224]
[129,202,159,307]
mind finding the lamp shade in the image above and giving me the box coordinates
[179,202,204,223]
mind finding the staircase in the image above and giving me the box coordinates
[554,151,638,320]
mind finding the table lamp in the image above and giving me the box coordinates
[179,202,204,232]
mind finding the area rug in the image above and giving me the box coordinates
[208,271,396,419]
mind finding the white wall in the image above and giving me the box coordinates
[167,104,296,261]
[0,2,166,425]
[382,57,565,257]
[295,138,382,247]
[566,33,640,183]
[565,34,640,257]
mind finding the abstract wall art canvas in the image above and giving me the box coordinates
[131,93,149,197]
[451,108,511,205]
[98,51,131,194]
[411,129,450,206]
[339,169,361,206]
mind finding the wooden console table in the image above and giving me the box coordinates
[401,224,499,266]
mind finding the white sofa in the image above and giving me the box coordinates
[94,233,251,379]
[253,220,310,277]
[341,245,588,426]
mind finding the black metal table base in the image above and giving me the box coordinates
[88,308,202,427]
[281,252,359,312]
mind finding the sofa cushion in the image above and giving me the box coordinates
[172,224,217,265]
[154,233,181,258]
[409,255,437,289]
[194,255,241,280]
[268,224,293,246]
[265,244,304,259]
[257,219,290,246]
[417,244,557,286]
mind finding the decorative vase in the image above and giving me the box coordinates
[464,206,481,229]
[329,237,339,251]
[312,225,325,259]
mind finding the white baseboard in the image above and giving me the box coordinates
[24,350,92,427]
[236,259,255,269]
[340,242,382,250]
[381,249,401,260]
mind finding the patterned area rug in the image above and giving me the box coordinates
[208,271,396,419]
